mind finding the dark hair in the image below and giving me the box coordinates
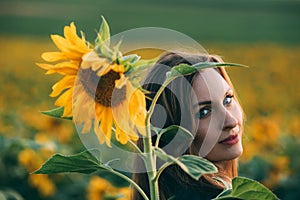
[132,51,241,200]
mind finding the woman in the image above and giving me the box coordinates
[132,51,244,200]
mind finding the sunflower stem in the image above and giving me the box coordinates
[143,136,160,200]
[146,76,176,120]
[143,76,176,200]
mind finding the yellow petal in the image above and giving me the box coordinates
[53,88,73,117]
[95,103,105,121]
[55,61,79,69]
[94,118,106,145]
[54,89,72,107]
[111,63,125,73]
[50,75,75,97]
[81,51,108,71]
[81,119,92,133]
[45,69,56,75]
[127,84,146,136]
[128,84,146,123]
[114,74,126,89]
[112,102,132,134]
[48,37,84,60]
[92,59,109,72]
[100,109,113,147]
[42,52,67,62]
[136,123,146,136]
[50,67,78,75]
[65,22,90,53]
[128,131,139,142]
[38,62,78,75]
[51,34,70,53]
[64,50,86,61]
[62,102,73,117]
[73,92,93,131]
[36,63,54,70]
[96,64,112,77]
[115,125,129,144]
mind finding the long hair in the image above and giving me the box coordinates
[132,51,242,200]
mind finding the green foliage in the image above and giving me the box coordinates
[239,156,272,182]
[177,155,218,180]
[214,177,280,200]
[153,147,218,181]
[95,16,113,59]
[167,62,247,79]
[33,146,132,188]
[98,16,110,47]
[34,149,101,174]
[0,189,24,200]
[103,193,125,200]
[41,107,72,120]
[125,57,157,88]
[33,149,146,199]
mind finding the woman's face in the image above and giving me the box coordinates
[192,68,243,162]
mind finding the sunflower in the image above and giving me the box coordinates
[73,51,146,146]
[37,22,147,146]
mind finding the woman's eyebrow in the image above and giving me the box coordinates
[224,88,233,97]
[195,100,211,107]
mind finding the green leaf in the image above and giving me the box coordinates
[126,58,156,88]
[153,147,218,181]
[157,125,194,147]
[153,147,177,163]
[33,149,102,174]
[166,62,248,79]
[94,16,113,59]
[104,193,124,200]
[34,149,147,200]
[40,107,72,120]
[112,39,123,62]
[177,155,218,180]
[120,54,140,65]
[98,16,110,46]
[213,176,280,200]
[150,125,161,134]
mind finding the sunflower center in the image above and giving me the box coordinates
[79,68,126,107]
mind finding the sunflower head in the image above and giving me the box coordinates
[38,17,154,146]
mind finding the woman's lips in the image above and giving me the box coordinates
[219,134,239,145]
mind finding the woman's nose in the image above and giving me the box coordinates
[223,109,238,131]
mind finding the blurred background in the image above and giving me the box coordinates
[0,0,299,199]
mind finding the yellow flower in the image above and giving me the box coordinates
[87,176,130,200]
[18,148,43,172]
[73,51,146,146]
[18,149,56,197]
[37,22,146,146]
[29,174,56,197]
[87,176,112,200]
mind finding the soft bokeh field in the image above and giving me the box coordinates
[1,0,300,199]
[1,36,299,200]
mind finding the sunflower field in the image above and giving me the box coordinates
[1,0,300,199]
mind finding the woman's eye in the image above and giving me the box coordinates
[223,95,233,106]
[196,107,211,119]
